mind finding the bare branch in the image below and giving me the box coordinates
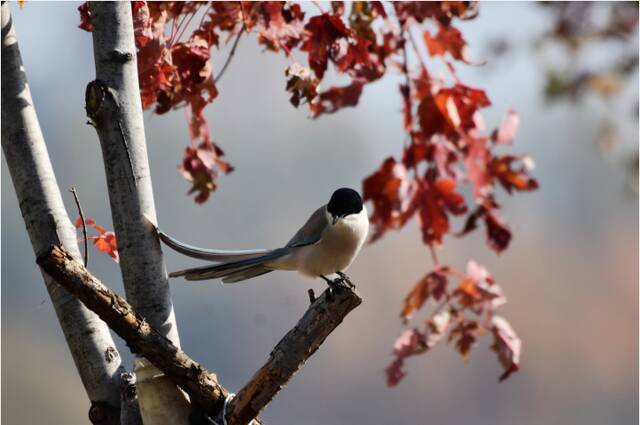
[36,245,264,425]
[214,27,244,84]
[69,187,89,267]
[227,285,362,425]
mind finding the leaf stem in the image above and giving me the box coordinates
[429,245,439,266]
[174,3,204,44]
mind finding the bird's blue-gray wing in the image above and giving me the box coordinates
[285,205,330,248]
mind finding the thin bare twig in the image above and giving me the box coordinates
[69,187,88,267]
[311,1,325,14]
[429,245,439,266]
[406,26,431,79]
[214,26,245,84]
[174,2,205,45]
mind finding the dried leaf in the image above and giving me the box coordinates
[490,155,538,194]
[491,109,520,145]
[401,268,449,320]
[285,63,319,107]
[311,79,365,116]
[490,316,521,381]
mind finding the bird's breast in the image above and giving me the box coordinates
[297,211,368,277]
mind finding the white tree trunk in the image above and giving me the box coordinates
[87,0,180,347]
[86,2,188,423]
[1,3,128,423]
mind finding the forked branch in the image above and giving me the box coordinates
[38,244,362,425]
[36,245,256,422]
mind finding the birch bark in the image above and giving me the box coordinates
[1,3,126,422]
[86,3,187,423]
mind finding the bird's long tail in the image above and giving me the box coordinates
[168,249,288,283]
[158,229,272,262]
[153,224,288,283]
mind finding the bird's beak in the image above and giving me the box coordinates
[332,215,339,225]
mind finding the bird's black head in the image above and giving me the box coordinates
[327,188,363,219]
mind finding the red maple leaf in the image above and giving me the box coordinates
[385,328,426,386]
[453,260,506,312]
[387,308,452,386]
[417,177,467,245]
[362,157,419,241]
[423,24,470,63]
[418,84,490,142]
[310,78,365,116]
[490,155,538,193]
[75,217,119,262]
[401,267,449,320]
[254,2,306,52]
[77,3,93,31]
[301,13,352,79]
[448,319,479,360]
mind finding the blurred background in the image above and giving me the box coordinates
[2,2,638,424]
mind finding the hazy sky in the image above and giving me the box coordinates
[2,2,638,425]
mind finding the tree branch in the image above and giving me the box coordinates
[226,285,362,425]
[36,245,264,425]
[1,3,131,423]
[87,1,181,346]
[38,244,363,425]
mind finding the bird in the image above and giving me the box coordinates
[156,188,369,289]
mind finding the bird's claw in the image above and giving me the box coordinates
[335,272,355,289]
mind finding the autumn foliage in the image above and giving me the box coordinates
[74,217,119,262]
[78,1,538,385]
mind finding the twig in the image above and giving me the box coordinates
[36,245,264,424]
[307,288,316,304]
[173,2,204,45]
[197,3,213,30]
[311,1,325,14]
[406,26,431,79]
[69,187,89,267]
[226,285,362,425]
[214,27,245,84]
[429,245,439,266]
[400,32,415,146]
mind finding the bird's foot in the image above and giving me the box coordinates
[336,272,356,289]
[319,275,344,301]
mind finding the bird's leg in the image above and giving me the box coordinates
[320,275,338,301]
[336,271,355,289]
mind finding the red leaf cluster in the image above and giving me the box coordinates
[76,1,536,387]
[389,260,519,385]
[393,1,479,27]
[245,2,306,52]
[74,217,119,263]
[79,1,234,203]
[359,3,534,386]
